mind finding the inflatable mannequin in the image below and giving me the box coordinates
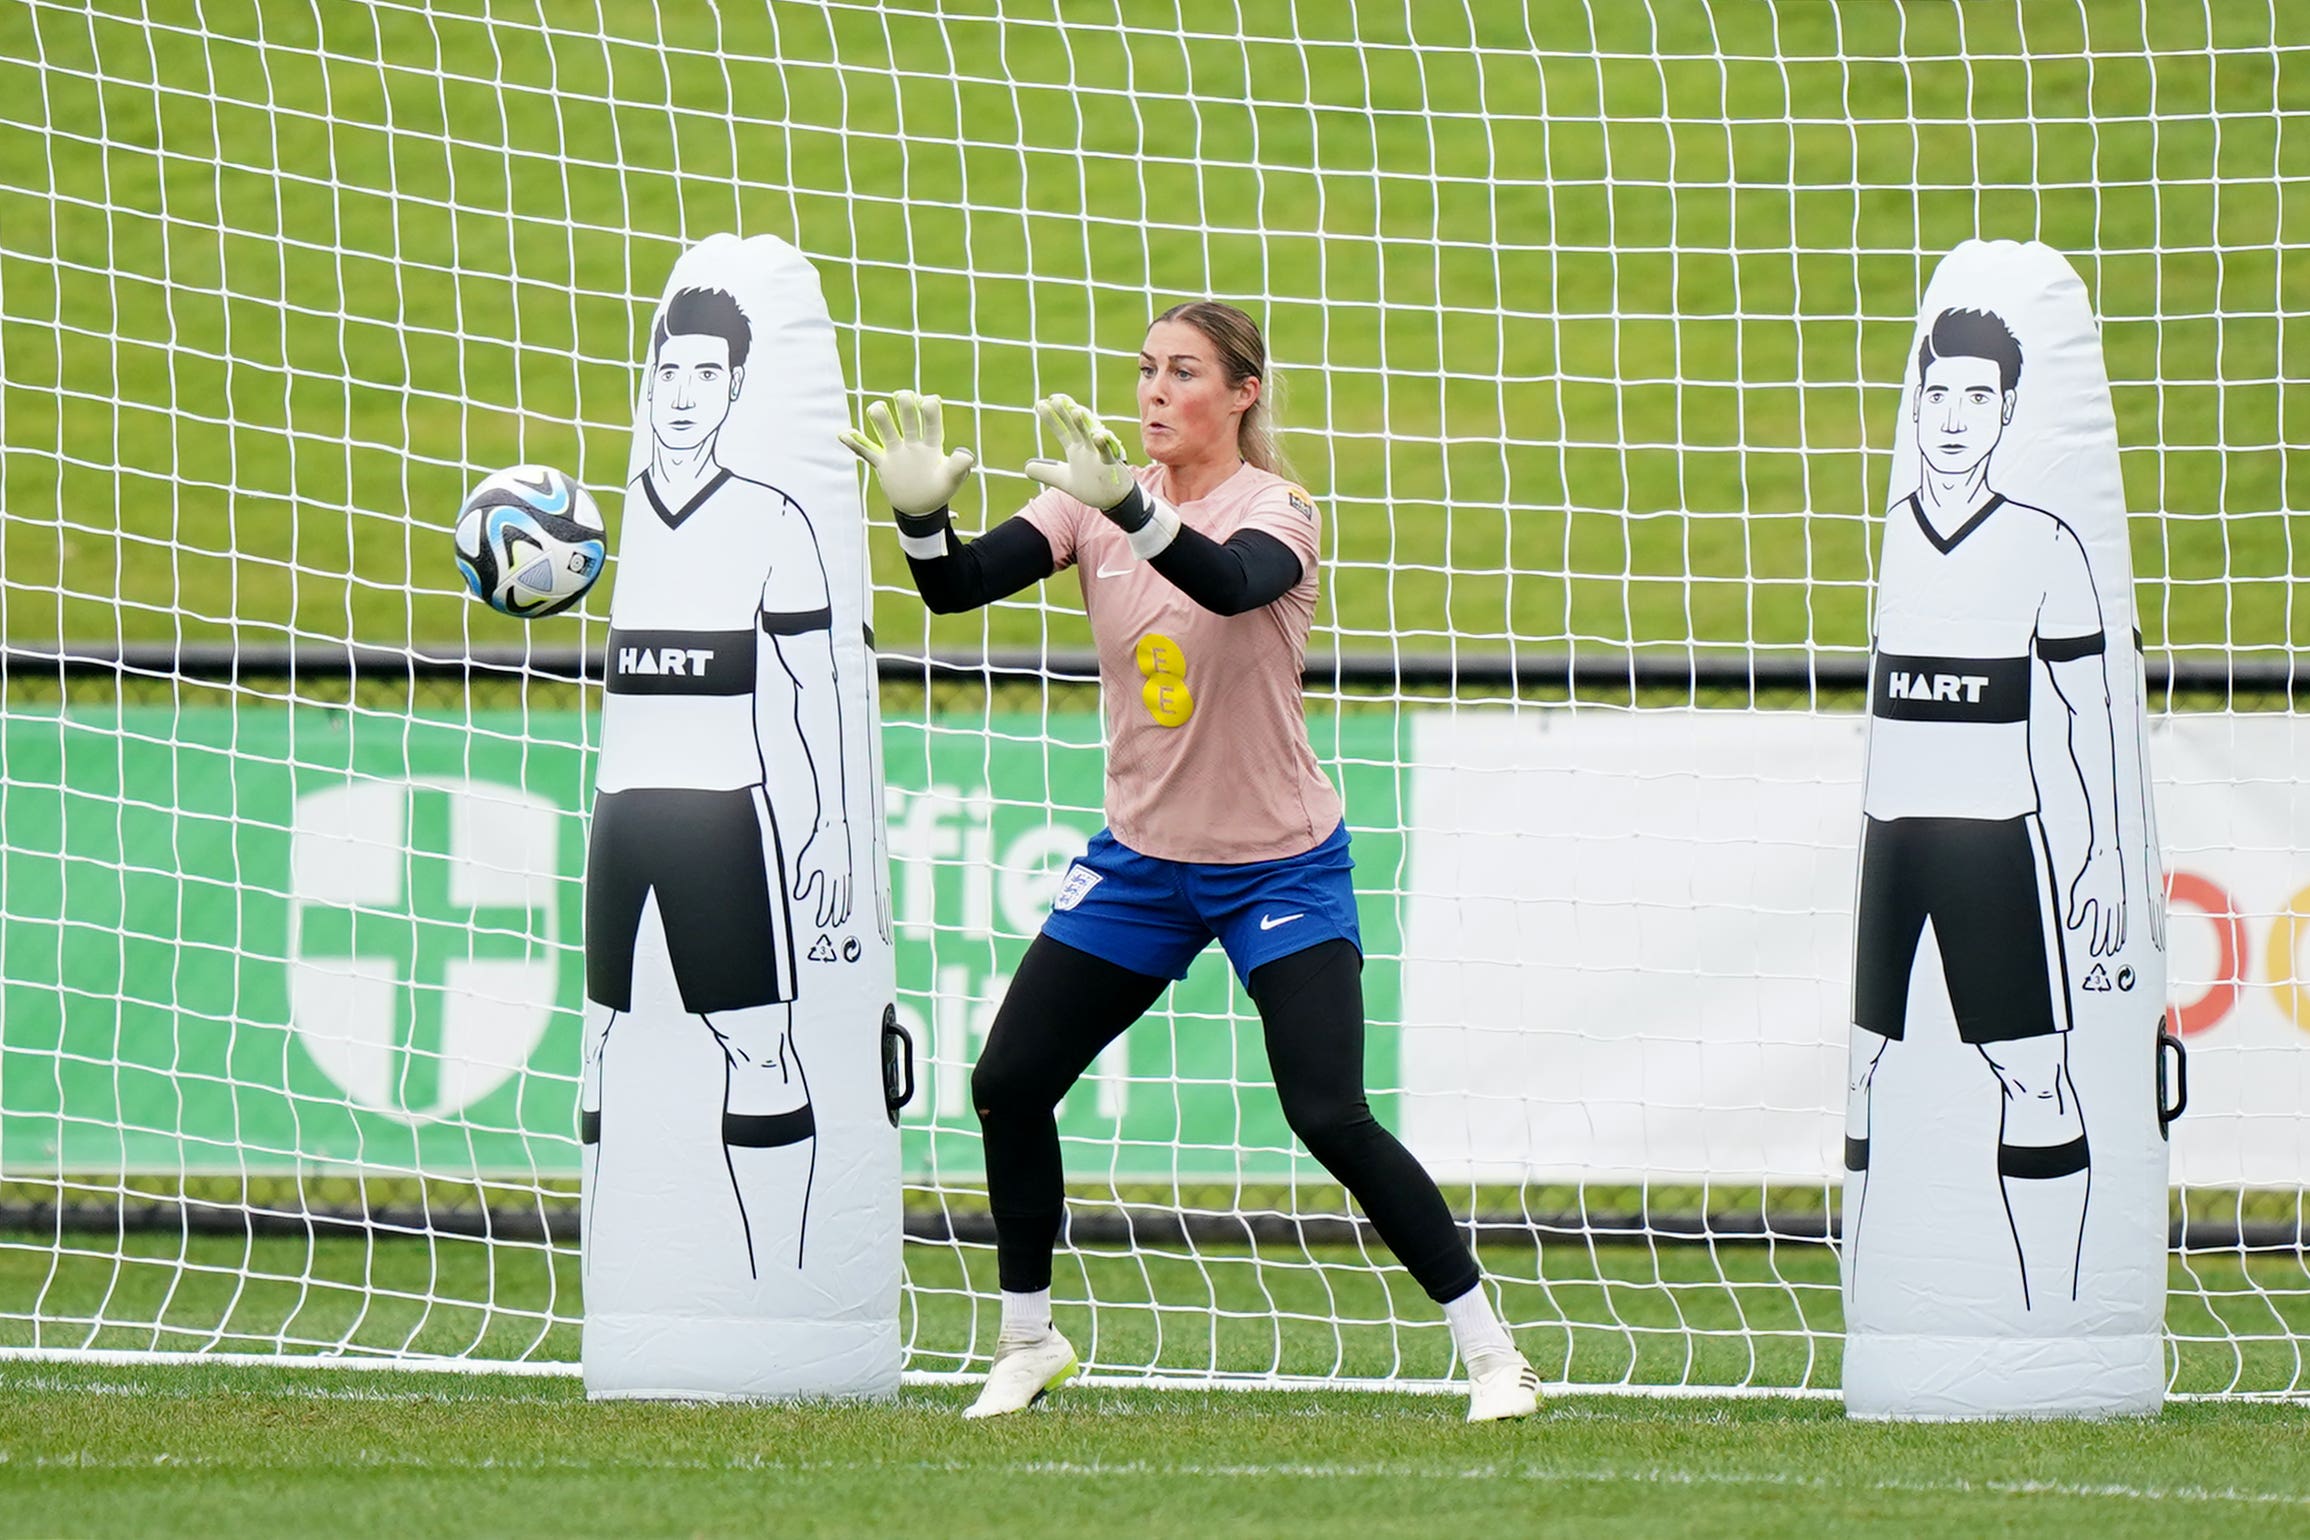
[579,233,903,1400]
[1842,240,2170,1418]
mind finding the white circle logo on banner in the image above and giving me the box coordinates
[286,776,562,1124]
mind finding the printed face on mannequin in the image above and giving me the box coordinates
[1137,318,1258,469]
[651,332,744,454]
[1915,352,2012,480]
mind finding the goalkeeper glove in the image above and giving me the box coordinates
[1022,394,1180,559]
[841,390,978,557]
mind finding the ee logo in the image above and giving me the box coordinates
[1136,632,1194,728]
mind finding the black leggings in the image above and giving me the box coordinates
[971,934,1482,1303]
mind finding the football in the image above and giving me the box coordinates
[452,465,607,618]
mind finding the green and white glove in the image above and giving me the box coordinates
[840,390,978,557]
[1023,393,1180,558]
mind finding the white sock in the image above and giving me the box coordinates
[999,1288,1053,1339]
[1442,1283,1515,1361]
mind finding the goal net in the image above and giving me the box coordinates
[2,0,2304,1396]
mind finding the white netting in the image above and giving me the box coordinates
[0,0,2304,1393]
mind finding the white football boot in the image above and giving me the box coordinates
[1464,1347,1542,1423]
[963,1328,1080,1419]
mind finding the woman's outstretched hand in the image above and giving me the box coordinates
[1023,393,1136,513]
[841,389,977,517]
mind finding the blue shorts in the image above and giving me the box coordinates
[1039,822,1362,986]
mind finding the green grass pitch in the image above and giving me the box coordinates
[10,1230,2310,1395]
[1,0,2305,658]
[8,1235,2310,1535]
[8,1359,2310,1539]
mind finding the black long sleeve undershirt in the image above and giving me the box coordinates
[1147,522,1302,616]
[900,512,1055,615]
[900,509,1303,619]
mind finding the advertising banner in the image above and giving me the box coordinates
[0,706,1403,1185]
[1398,708,2310,1190]
[8,702,2307,1191]
[0,705,588,1177]
[1399,708,1864,1185]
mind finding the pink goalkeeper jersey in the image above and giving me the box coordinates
[1017,460,1341,864]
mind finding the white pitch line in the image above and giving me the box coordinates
[948,1462,2310,1506]
[0,1347,578,1377]
[6,1349,2305,1408]
[0,1370,569,1405]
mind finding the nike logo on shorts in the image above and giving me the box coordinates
[1258,912,1305,931]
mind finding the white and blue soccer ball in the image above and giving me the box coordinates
[452,465,607,619]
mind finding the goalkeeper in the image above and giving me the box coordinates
[843,301,1538,1423]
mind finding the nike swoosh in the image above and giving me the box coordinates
[1096,562,1133,578]
[1258,912,1305,931]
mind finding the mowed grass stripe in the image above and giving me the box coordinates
[1,2,2303,655]
[7,1449,2310,1510]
